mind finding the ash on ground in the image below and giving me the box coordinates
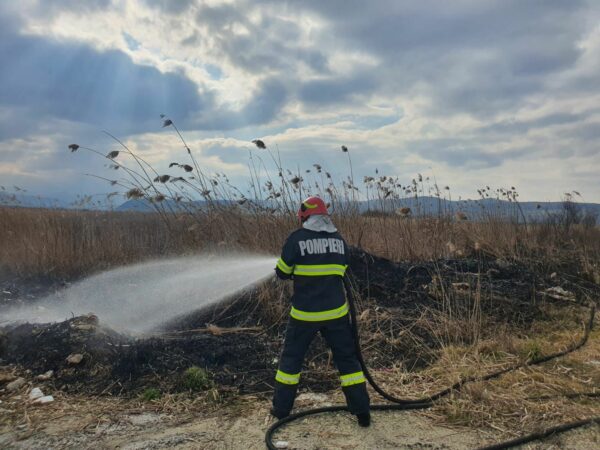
[1,249,598,397]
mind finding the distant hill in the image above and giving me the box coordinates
[0,192,69,209]
[0,192,117,210]
[2,191,599,223]
[116,196,600,223]
[356,197,600,221]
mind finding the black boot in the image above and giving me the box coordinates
[270,408,290,420]
[357,412,371,427]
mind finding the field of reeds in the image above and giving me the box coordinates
[1,202,599,282]
[1,117,598,280]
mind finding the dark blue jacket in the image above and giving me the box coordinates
[275,228,349,321]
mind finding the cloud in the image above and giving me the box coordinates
[31,0,113,17]
[1,1,599,202]
[143,0,194,15]
[197,76,289,130]
[0,10,294,138]
[479,112,588,135]
[259,0,592,117]
[0,25,208,137]
[299,73,377,106]
[192,2,330,75]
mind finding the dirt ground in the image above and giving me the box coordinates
[1,391,599,450]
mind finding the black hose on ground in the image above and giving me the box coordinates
[474,417,600,450]
[265,276,597,450]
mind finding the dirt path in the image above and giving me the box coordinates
[0,400,487,450]
[1,393,599,450]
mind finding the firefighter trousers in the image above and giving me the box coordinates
[272,315,370,416]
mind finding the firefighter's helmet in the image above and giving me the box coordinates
[297,196,328,221]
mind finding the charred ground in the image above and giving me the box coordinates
[1,248,597,399]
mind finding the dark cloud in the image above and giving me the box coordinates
[194,3,330,75]
[294,0,586,55]
[0,28,208,137]
[180,31,200,47]
[299,73,377,106]
[202,144,248,166]
[142,0,193,15]
[480,112,587,135]
[0,3,309,140]
[30,0,113,17]
[406,138,519,169]
[198,77,289,130]
[0,6,296,140]
[239,78,288,125]
[255,0,590,116]
[565,122,600,143]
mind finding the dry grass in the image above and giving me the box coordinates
[1,206,599,281]
[0,207,292,278]
[363,305,600,436]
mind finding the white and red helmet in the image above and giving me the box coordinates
[297,196,328,221]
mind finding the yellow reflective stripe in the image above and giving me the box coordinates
[275,370,300,385]
[276,258,294,275]
[340,371,366,387]
[303,201,318,209]
[293,264,347,277]
[290,302,349,321]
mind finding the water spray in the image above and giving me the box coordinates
[4,253,277,333]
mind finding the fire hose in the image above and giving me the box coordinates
[265,275,598,450]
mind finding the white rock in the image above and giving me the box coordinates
[545,286,575,301]
[274,441,289,449]
[29,387,44,400]
[6,378,26,392]
[32,395,54,405]
[66,353,84,365]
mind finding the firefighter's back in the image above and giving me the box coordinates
[277,228,349,321]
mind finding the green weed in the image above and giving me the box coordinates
[182,366,214,392]
[141,387,161,401]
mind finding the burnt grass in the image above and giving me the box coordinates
[1,248,598,397]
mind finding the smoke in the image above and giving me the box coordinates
[3,254,277,333]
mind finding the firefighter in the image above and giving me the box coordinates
[271,196,371,427]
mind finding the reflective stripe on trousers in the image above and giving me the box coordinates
[275,370,300,385]
[340,371,366,387]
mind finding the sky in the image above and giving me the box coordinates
[0,0,599,204]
